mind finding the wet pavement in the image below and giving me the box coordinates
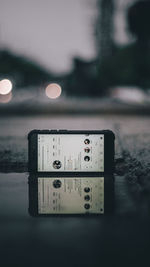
[0,115,150,266]
[0,172,150,267]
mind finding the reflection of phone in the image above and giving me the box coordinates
[28,130,115,175]
[28,175,114,216]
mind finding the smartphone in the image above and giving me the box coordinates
[28,175,114,216]
[28,130,115,175]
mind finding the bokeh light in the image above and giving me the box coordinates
[0,92,12,103]
[0,79,13,95]
[45,83,62,99]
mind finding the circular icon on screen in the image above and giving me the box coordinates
[84,139,90,144]
[53,180,62,188]
[84,203,90,210]
[84,156,90,162]
[84,195,90,201]
[84,147,90,153]
[53,160,62,169]
[84,187,90,193]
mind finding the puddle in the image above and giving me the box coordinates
[0,173,28,220]
[0,172,150,267]
[0,172,144,219]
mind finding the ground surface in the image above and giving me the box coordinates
[0,114,150,267]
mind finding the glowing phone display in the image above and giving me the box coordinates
[38,134,104,172]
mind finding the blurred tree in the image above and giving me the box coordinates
[66,57,98,97]
[128,0,150,42]
[95,0,115,94]
[95,0,114,62]
[127,0,150,89]
[66,0,115,97]
[97,0,150,91]
[0,50,52,88]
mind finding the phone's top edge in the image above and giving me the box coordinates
[28,129,115,138]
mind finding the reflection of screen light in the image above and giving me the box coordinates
[0,79,13,95]
[45,83,62,99]
[0,92,12,103]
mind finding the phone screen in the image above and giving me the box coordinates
[38,134,104,172]
[38,177,104,214]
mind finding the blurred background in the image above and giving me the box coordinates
[0,0,150,113]
[0,2,150,267]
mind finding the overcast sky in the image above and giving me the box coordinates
[0,0,98,73]
[0,0,133,74]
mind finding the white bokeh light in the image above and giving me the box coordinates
[45,83,62,99]
[0,79,13,95]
